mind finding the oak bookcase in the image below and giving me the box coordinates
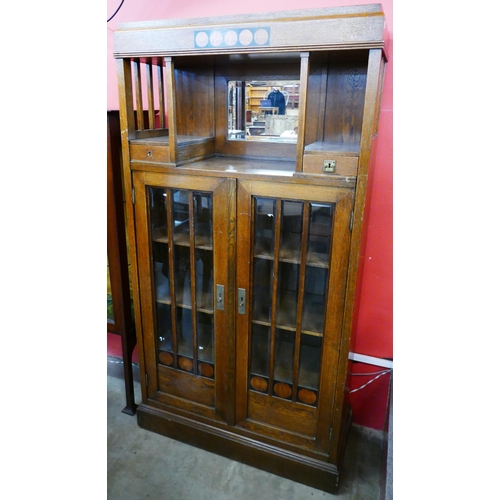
[114,4,387,493]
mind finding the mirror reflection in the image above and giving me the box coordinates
[228,80,300,143]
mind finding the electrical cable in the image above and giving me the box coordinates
[349,369,391,394]
[350,369,391,376]
[108,0,125,23]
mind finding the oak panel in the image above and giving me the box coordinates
[247,390,317,437]
[158,364,215,408]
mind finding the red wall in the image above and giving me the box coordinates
[107,0,393,430]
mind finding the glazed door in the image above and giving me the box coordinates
[134,171,235,423]
[235,180,354,453]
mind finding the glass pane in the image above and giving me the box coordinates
[149,187,215,378]
[277,201,302,329]
[253,197,275,258]
[194,192,214,378]
[276,262,299,329]
[172,189,190,245]
[149,187,172,365]
[194,192,213,249]
[153,241,170,304]
[197,310,214,379]
[252,258,273,323]
[302,267,328,334]
[196,249,213,312]
[150,187,168,242]
[298,333,322,406]
[249,324,270,393]
[252,197,275,324]
[273,328,295,385]
[307,203,334,267]
[157,303,173,366]
[302,203,333,335]
[197,312,213,362]
[280,200,303,263]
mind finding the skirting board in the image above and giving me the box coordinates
[349,352,393,369]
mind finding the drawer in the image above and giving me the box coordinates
[130,143,170,163]
[302,154,358,176]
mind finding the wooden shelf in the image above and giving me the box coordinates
[254,233,329,268]
[153,225,213,250]
[252,288,325,336]
[154,262,214,314]
[304,141,360,155]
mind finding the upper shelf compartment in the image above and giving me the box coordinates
[300,50,368,176]
[115,5,387,174]
[124,55,216,167]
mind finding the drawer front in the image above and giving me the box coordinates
[130,143,170,163]
[302,154,358,176]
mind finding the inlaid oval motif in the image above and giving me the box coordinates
[274,382,292,399]
[298,388,317,405]
[158,351,173,366]
[178,357,193,372]
[198,362,214,378]
[250,376,268,392]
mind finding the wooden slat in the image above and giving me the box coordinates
[267,198,281,395]
[295,52,309,172]
[292,202,310,401]
[235,181,252,425]
[165,188,179,368]
[133,60,144,130]
[188,191,199,368]
[133,172,159,397]
[146,60,155,128]
[212,178,237,424]
[157,64,166,128]
[165,57,177,162]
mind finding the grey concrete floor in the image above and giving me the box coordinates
[108,357,386,499]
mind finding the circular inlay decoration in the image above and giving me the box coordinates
[158,351,173,366]
[298,388,317,405]
[178,357,193,372]
[254,28,269,45]
[250,376,268,392]
[274,382,292,399]
[210,30,223,47]
[198,362,214,378]
[239,29,253,46]
[224,30,238,46]
[195,31,209,48]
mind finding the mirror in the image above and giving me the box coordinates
[228,80,300,143]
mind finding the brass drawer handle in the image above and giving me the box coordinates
[146,150,153,157]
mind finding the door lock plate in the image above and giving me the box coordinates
[323,159,336,173]
[216,284,224,310]
[238,288,246,314]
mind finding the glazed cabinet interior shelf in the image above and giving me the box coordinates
[114,4,387,494]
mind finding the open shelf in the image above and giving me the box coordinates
[304,141,360,155]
